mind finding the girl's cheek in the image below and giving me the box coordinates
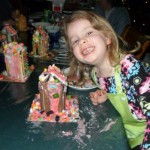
[73,48,79,56]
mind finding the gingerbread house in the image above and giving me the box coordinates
[4,42,31,81]
[38,65,67,113]
[28,64,79,122]
[32,25,49,57]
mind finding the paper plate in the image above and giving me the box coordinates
[62,67,97,91]
[32,22,51,28]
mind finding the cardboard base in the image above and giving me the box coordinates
[28,51,58,61]
[28,94,79,123]
[0,69,34,83]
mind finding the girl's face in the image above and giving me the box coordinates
[67,19,111,66]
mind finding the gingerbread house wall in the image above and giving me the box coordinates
[38,75,64,113]
[39,81,51,112]
[5,52,26,79]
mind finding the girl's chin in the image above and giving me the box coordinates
[78,55,96,64]
[83,60,95,65]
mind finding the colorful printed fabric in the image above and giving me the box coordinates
[96,54,150,149]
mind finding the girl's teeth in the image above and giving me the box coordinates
[83,47,93,54]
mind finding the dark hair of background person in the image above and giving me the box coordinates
[0,0,14,22]
[106,0,123,7]
[0,0,15,29]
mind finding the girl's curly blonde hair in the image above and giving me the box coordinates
[62,10,139,81]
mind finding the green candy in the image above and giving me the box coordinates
[53,93,59,98]
[68,95,71,100]
[54,79,59,83]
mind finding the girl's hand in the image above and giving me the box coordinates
[90,90,107,105]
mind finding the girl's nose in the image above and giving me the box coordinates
[79,38,87,45]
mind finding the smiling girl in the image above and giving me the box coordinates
[63,11,150,150]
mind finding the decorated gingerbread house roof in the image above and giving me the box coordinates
[2,24,18,43]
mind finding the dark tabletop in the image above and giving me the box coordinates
[0,30,130,150]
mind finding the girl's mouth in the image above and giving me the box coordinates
[82,47,94,55]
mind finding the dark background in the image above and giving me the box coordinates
[9,0,150,35]
[123,0,150,35]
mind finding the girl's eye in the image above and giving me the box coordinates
[87,31,93,36]
[72,40,79,46]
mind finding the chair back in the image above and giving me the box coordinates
[121,25,150,59]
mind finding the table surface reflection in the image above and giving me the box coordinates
[0,60,130,150]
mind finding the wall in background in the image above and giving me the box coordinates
[123,0,150,35]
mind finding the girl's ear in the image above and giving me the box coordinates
[105,37,111,45]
